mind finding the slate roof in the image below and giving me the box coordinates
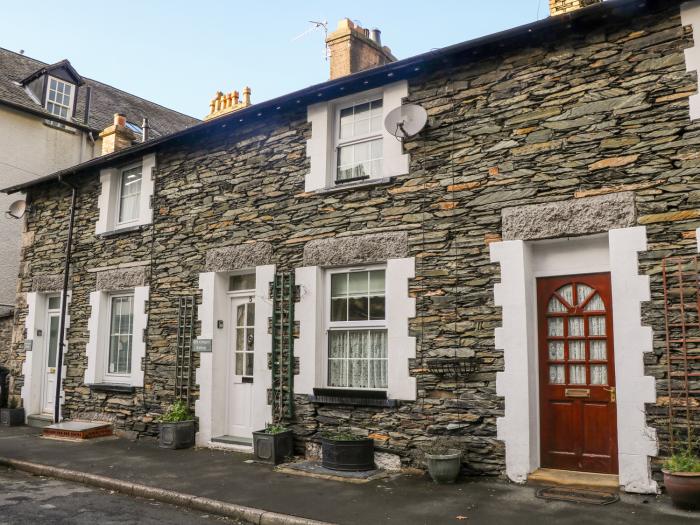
[0,47,199,138]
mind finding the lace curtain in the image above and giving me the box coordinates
[329,330,387,388]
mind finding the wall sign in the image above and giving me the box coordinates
[192,339,212,353]
[23,340,33,352]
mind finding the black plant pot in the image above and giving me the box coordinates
[321,437,375,471]
[253,429,294,465]
[0,408,24,427]
[159,420,195,449]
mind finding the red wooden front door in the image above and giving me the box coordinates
[538,273,618,474]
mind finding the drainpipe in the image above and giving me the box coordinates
[54,176,77,424]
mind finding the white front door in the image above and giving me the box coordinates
[227,296,255,440]
[41,297,61,415]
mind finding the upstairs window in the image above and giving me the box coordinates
[117,165,143,225]
[335,99,383,184]
[45,76,74,119]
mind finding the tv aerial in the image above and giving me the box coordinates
[292,20,329,60]
[384,104,428,141]
[5,199,28,219]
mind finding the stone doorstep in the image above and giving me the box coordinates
[26,414,53,429]
[42,420,113,441]
[528,468,620,491]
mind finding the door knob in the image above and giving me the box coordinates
[603,386,616,402]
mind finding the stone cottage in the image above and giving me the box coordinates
[3,0,699,494]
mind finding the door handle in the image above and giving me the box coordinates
[603,386,616,402]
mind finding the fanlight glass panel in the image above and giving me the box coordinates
[584,293,605,311]
[576,284,594,305]
[547,296,568,313]
[555,285,574,306]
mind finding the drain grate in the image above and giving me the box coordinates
[535,486,619,505]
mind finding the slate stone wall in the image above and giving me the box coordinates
[6,5,700,480]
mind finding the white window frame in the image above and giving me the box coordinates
[227,271,257,381]
[115,163,143,227]
[323,264,387,390]
[44,75,75,120]
[333,94,384,184]
[103,292,135,382]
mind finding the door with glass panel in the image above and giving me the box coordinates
[537,273,618,474]
[228,296,255,440]
[41,296,61,414]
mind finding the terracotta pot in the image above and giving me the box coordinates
[663,470,700,510]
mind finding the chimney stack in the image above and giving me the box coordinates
[325,19,396,80]
[204,86,252,120]
[549,0,602,16]
[98,113,136,155]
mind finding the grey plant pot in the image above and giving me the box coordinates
[425,449,462,484]
[159,420,195,449]
[0,408,25,427]
[253,429,294,465]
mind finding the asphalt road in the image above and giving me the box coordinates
[0,467,245,525]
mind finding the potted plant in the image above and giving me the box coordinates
[158,400,195,449]
[320,430,375,471]
[425,441,462,484]
[0,396,25,427]
[663,448,700,510]
[253,423,294,465]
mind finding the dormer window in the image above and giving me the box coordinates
[45,76,75,119]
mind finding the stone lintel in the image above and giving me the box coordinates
[303,232,408,267]
[501,192,636,241]
[32,274,64,292]
[205,242,273,272]
[95,267,146,291]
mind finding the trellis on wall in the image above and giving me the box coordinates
[662,255,700,453]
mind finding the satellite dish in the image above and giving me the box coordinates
[384,104,428,140]
[6,200,27,219]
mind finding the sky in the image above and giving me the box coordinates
[0,0,549,119]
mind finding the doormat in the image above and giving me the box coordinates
[535,486,619,505]
[276,460,388,484]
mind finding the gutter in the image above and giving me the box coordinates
[54,175,77,423]
[1,0,679,195]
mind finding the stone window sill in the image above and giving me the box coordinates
[309,387,399,408]
[88,383,136,394]
[97,224,146,238]
[316,176,395,195]
[43,119,78,134]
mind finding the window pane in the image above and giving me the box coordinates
[229,274,256,291]
[548,341,564,360]
[245,352,254,376]
[331,298,348,322]
[348,272,368,295]
[590,365,608,385]
[369,296,385,320]
[570,365,586,385]
[547,297,567,313]
[369,331,387,359]
[556,285,574,306]
[576,284,593,305]
[328,359,347,387]
[329,331,347,358]
[369,270,385,293]
[118,167,142,223]
[354,141,371,162]
[47,315,59,367]
[348,331,368,358]
[48,296,61,310]
[247,327,255,352]
[569,340,585,361]
[338,145,353,166]
[236,305,245,326]
[568,317,584,337]
[548,318,564,337]
[108,296,133,375]
[331,273,348,296]
[236,328,244,352]
[589,316,606,336]
[549,365,565,384]
[584,293,605,311]
[235,351,244,375]
[590,340,607,360]
[348,297,369,321]
[348,359,368,388]
[246,303,255,327]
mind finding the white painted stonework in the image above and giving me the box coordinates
[490,228,658,493]
[84,286,149,387]
[195,265,274,447]
[95,153,155,235]
[305,81,410,192]
[682,1,700,121]
[295,257,416,400]
[21,291,71,419]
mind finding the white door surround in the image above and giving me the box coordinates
[21,291,70,421]
[195,265,274,448]
[490,227,658,494]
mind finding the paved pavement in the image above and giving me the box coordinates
[0,426,698,524]
[0,466,241,524]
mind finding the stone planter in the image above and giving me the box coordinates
[426,449,462,484]
[0,408,25,427]
[321,437,374,471]
[663,470,700,510]
[159,420,195,449]
[253,429,294,465]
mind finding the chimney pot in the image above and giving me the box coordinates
[549,0,602,16]
[370,29,382,46]
[113,113,126,127]
[99,113,136,155]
